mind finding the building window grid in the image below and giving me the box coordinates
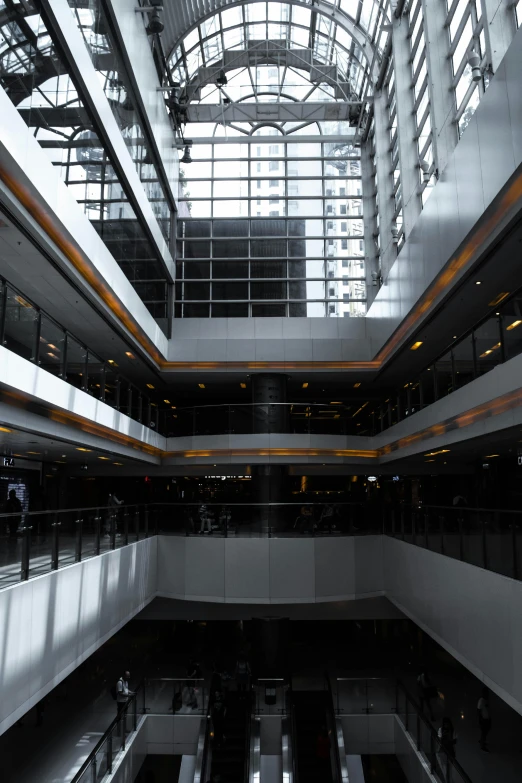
[384,58,404,246]
[408,0,434,204]
[444,0,487,138]
[177,135,366,317]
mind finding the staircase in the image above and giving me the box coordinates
[210,691,248,783]
[293,690,333,783]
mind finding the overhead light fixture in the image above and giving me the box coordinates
[484,454,499,458]
[353,382,361,388]
[47,343,58,350]
[240,383,247,389]
[108,359,116,365]
[302,382,309,389]
[98,456,110,461]
[506,320,522,331]
[424,448,450,457]
[113,462,123,466]
[146,383,155,389]
[475,281,482,285]
[27,451,40,455]
[145,6,164,34]
[198,383,206,389]
[76,447,92,452]
[171,406,177,409]
[410,341,423,351]
[468,50,482,82]
[453,335,457,339]
[0,426,12,433]
[125,352,135,359]
[164,399,171,404]
[488,292,509,307]
[47,352,57,359]
[420,160,431,184]
[425,459,435,463]
[216,69,228,87]
[330,401,342,405]
[181,144,193,164]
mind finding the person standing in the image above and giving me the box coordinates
[212,691,227,747]
[6,489,22,540]
[477,687,491,752]
[116,671,134,716]
[235,654,251,697]
[437,717,457,781]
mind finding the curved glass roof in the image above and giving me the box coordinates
[168,1,391,101]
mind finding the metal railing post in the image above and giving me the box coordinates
[135,508,140,541]
[51,518,61,570]
[401,507,405,540]
[123,510,129,546]
[21,526,32,581]
[133,694,138,731]
[110,512,116,550]
[94,512,101,555]
[75,518,82,563]
[144,508,149,539]
[482,514,488,570]
[459,513,464,561]
[107,733,113,774]
[513,514,518,580]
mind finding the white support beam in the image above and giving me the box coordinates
[480,0,519,73]
[372,90,397,283]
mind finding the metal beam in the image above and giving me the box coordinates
[178,133,358,145]
[185,101,368,124]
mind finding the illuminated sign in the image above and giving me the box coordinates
[3,457,14,467]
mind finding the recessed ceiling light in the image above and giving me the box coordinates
[475,281,482,285]
[47,352,57,359]
[146,383,155,389]
[198,383,206,389]
[113,462,123,466]
[484,454,499,458]
[47,343,58,350]
[410,341,423,350]
[27,451,40,455]
[108,359,116,365]
[171,406,177,409]
[240,383,247,389]
[353,382,361,388]
[424,448,450,457]
[330,401,342,405]
[76,447,92,452]
[98,456,110,461]
[61,454,67,458]
[125,352,135,359]
[0,426,12,433]
[506,320,522,331]
[302,382,309,389]
[164,399,171,404]
[453,335,457,339]
[488,292,509,306]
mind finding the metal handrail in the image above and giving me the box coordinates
[325,672,343,783]
[398,502,520,515]
[70,681,144,783]
[0,502,147,519]
[396,681,473,783]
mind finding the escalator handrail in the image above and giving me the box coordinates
[287,678,299,783]
[244,686,254,783]
[194,683,217,783]
[325,672,344,783]
[396,680,473,783]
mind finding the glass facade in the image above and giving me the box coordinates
[445,0,487,138]
[0,0,170,332]
[408,0,434,206]
[176,113,366,317]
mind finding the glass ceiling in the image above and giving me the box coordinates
[168,1,391,102]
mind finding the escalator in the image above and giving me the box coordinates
[209,691,250,783]
[292,689,335,783]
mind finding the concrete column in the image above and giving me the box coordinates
[252,374,288,433]
[480,0,518,74]
[421,0,458,175]
[361,138,379,307]
[391,11,422,238]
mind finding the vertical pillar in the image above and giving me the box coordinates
[422,0,458,175]
[361,139,379,307]
[391,10,422,237]
[480,0,518,74]
[251,374,288,531]
[372,90,396,281]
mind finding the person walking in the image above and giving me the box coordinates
[437,717,457,781]
[107,492,123,536]
[6,489,22,540]
[477,687,491,752]
[417,670,437,721]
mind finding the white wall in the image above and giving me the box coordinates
[0,538,157,735]
[156,535,384,604]
[384,537,522,716]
